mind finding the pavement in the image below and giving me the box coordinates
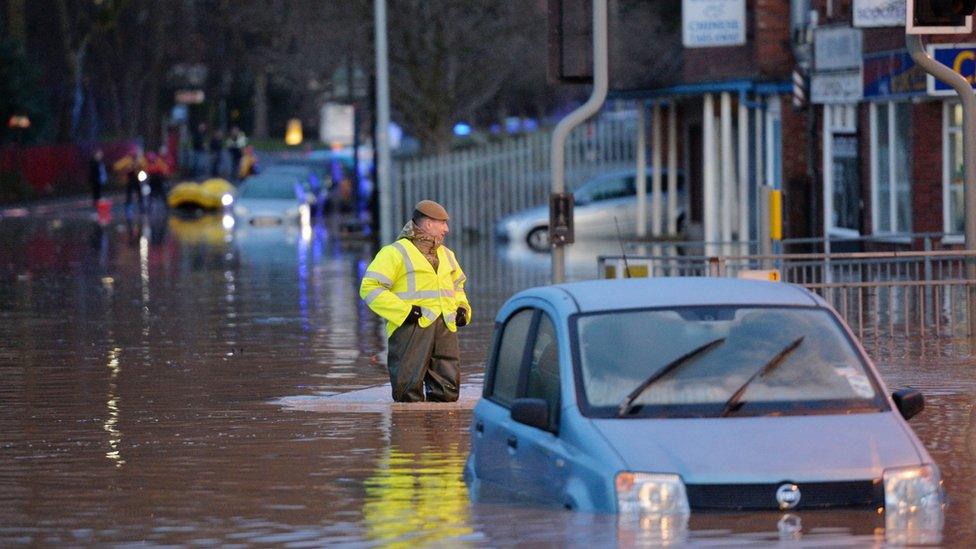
[273,383,481,413]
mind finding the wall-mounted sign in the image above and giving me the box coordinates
[926,43,976,96]
[852,0,905,28]
[863,49,926,99]
[813,71,864,103]
[682,0,746,48]
[815,27,862,71]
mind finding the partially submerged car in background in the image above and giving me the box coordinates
[232,174,309,226]
[465,278,943,538]
[494,169,685,250]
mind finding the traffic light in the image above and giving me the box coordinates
[907,0,976,34]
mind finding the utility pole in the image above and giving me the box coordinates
[374,0,393,243]
[550,0,608,283]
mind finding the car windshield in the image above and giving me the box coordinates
[238,178,298,200]
[575,306,885,418]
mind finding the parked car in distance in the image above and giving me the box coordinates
[465,277,942,535]
[494,169,685,250]
[232,174,308,226]
[261,164,326,214]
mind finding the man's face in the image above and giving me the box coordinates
[419,217,449,240]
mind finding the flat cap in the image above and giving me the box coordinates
[414,199,449,221]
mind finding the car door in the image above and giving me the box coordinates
[576,175,636,237]
[471,308,534,491]
[507,310,569,504]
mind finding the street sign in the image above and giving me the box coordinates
[320,103,355,146]
[926,43,976,95]
[812,71,864,103]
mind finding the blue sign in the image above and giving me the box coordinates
[863,50,926,100]
[928,44,976,96]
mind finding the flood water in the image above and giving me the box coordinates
[2,202,975,546]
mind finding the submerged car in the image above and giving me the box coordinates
[465,278,942,529]
[261,164,327,214]
[232,174,309,226]
[494,169,685,250]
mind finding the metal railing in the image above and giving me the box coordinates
[597,249,976,337]
[390,112,640,242]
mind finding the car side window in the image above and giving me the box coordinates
[489,309,534,406]
[590,177,631,202]
[525,314,560,431]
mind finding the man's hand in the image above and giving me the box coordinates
[404,305,423,324]
[456,308,468,327]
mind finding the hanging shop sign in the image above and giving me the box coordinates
[926,44,976,96]
[813,27,863,104]
[853,0,905,28]
[682,0,746,48]
[862,49,926,99]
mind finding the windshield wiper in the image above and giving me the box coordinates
[617,337,726,417]
[719,336,805,417]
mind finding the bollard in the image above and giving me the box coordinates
[96,198,112,225]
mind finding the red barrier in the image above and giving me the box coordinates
[0,140,137,197]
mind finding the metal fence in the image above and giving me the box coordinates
[390,112,639,242]
[597,250,976,338]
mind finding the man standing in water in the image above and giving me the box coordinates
[360,200,471,402]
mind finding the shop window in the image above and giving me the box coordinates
[945,103,964,236]
[870,102,912,234]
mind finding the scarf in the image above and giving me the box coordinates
[398,220,442,270]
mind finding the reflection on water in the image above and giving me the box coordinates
[0,211,973,545]
[363,411,472,547]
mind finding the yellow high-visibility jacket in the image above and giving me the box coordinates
[360,238,472,337]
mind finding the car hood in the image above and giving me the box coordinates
[237,198,299,216]
[589,412,923,483]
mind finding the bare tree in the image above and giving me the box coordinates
[387,0,540,154]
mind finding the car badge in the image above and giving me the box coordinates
[776,483,801,510]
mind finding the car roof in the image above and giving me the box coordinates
[524,277,820,313]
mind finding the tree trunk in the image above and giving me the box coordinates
[6,0,26,44]
[252,69,269,139]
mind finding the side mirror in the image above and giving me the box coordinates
[892,387,925,420]
[511,398,549,430]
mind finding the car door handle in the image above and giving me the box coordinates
[507,436,518,450]
[475,421,484,433]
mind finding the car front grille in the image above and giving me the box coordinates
[685,479,884,510]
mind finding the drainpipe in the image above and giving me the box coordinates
[907,35,976,278]
[551,0,608,283]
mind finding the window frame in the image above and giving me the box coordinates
[870,101,912,236]
[943,102,964,241]
[484,308,537,407]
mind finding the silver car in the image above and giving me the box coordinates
[232,174,309,226]
[494,169,685,250]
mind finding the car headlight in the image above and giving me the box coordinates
[615,472,690,515]
[884,464,944,514]
[884,465,945,544]
[221,193,234,206]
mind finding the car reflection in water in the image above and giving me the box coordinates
[232,213,324,333]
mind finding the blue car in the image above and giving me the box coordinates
[465,278,943,529]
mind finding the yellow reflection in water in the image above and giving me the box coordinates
[363,443,473,547]
[103,347,124,467]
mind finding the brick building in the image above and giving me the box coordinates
[603,0,976,250]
